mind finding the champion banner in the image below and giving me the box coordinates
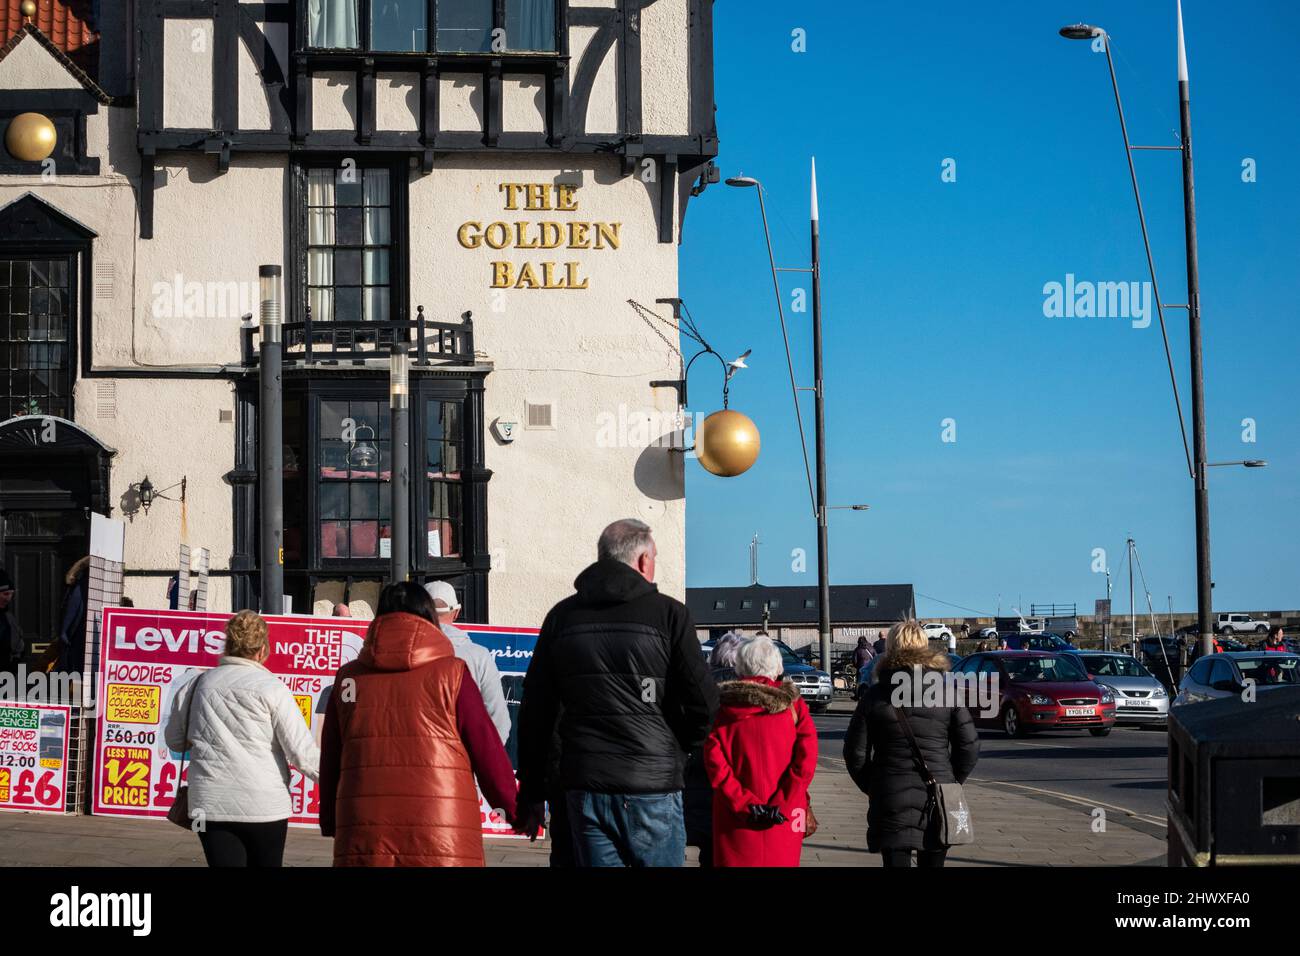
[93,608,538,834]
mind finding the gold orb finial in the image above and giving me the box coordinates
[20,1,37,20]
[695,409,761,478]
[5,112,57,163]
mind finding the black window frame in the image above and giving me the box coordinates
[0,253,78,420]
[292,377,474,575]
[293,156,409,329]
[301,0,565,56]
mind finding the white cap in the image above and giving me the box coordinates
[423,581,460,610]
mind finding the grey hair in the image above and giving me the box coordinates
[734,635,783,681]
[710,630,746,669]
[597,518,654,566]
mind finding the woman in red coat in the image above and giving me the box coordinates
[704,635,818,867]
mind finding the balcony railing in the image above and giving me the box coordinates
[242,306,474,367]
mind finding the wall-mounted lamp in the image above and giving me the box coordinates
[139,475,187,514]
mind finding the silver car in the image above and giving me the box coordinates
[1076,651,1169,726]
[1173,652,1300,706]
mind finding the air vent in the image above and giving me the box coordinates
[218,409,233,423]
[525,401,554,430]
[93,262,114,299]
[95,380,116,420]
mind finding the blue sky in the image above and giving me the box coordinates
[680,0,1300,618]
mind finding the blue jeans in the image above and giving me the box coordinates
[565,790,686,867]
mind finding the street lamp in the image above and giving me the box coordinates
[728,160,834,675]
[1208,460,1267,468]
[258,264,284,615]
[1059,2,1226,658]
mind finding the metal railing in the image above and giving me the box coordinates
[243,305,474,366]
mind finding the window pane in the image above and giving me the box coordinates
[321,482,348,518]
[309,0,360,48]
[335,172,363,206]
[351,482,379,519]
[371,0,427,51]
[336,207,364,246]
[321,520,349,558]
[364,207,390,245]
[321,400,348,440]
[437,0,492,52]
[309,287,334,322]
[308,250,334,286]
[364,169,390,206]
[309,207,335,245]
[506,0,555,52]
[335,249,363,286]
[364,287,389,322]
[350,520,379,557]
[363,250,389,285]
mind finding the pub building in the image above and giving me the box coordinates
[0,0,720,632]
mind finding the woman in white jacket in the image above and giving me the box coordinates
[164,610,320,866]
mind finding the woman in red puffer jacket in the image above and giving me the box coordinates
[318,582,518,866]
[704,635,818,867]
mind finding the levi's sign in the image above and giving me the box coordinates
[456,182,621,290]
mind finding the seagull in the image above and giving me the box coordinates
[728,349,751,370]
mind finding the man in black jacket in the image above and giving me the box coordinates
[514,519,717,866]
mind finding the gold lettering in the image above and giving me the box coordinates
[515,222,540,249]
[525,183,550,211]
[456,221,483,249]
[564,261,589,289]
[491,261,514,287]
[515,262,541,289]
[541,262,562,289]
[499,183,526,210]
[538,222,563,249]
[555,184,579,211]
[484,222,511,250]
[594,222,621,250]
[567,221,591,249]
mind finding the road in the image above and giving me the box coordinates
[813,708,1167,830]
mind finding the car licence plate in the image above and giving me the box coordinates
[1124,699,1154,708]
[1065,707,1095,717]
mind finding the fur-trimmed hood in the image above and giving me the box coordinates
[715,677,800,722]
[875,644,951,676]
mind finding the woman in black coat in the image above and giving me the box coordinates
[843,622,979,867]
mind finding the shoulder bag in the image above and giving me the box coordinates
[894,705,974,846]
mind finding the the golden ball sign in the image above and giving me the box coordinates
[456,182,622,290]
[695,409,761,477]
[5,112,57,163]
[20,1,36,18]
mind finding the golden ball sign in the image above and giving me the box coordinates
[20,1,37,18]
[5,112,58,163]
[695,409,760,478]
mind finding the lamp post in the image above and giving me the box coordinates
[389,330,410,583]
[258,265,284,614]
[1060,3,1226,659]
[727,161,843,673]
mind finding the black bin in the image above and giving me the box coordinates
[1167,686,1300,866]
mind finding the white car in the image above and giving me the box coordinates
[1216,613,1269,636]
[922,622,954,642]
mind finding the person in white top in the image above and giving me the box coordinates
[424,581,511,745]
[164,610,320,867]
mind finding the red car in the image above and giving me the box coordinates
[953,650,1116,737]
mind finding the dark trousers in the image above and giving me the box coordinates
[546,789,574,867]
[881,848,948,868]
[198,819,289,867]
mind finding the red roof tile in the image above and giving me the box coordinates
[1,0,98,78]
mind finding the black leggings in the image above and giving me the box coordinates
[198,819,289,867]
[881,848,948,868]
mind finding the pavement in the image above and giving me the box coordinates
[0,700,1167,867]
